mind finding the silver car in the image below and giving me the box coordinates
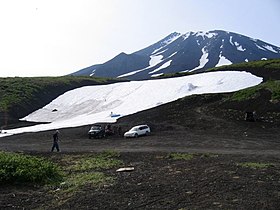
[124,125,151,138]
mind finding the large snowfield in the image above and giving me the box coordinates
[0,71,262,137]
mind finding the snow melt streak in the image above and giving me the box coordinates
[1,71,262,136]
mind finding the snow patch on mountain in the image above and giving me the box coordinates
[149,55,164,67]
[263,45,278,53]
[149,60,172,74]
[255,44,267,51]
[90,69,96,76]
[153,49,168,55]
[183,32,191,40]
[117,69,142,78]
[167,52,177,58]
[237,45,246,51]
[118,54,167,78]
[179,83,198,92]
[0,71,262,137]
[229,36,234,46]
[216,53,232,67]
[151,73,164,78]
[234,41,246,51]
[152,33,181,54]
[191,47,209,71]
[118,51,178,78]
[195,31,217,39]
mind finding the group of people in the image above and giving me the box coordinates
[105,124,123,136]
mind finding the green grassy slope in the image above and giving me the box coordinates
[207,59,280,103]
[208,59,280,72]
[230,80,280,102]
[207,59,280,81]
[0,76,122,127]
[157,59,280,81]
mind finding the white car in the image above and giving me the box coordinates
[124,125,151,138]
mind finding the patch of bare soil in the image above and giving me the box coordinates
[62,153,280,210]
[1,152,280,210]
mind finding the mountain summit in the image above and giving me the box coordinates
[72,30,280,80]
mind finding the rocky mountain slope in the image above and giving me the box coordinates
[72,30,280,80]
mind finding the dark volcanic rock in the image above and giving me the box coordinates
[72,30,280,80]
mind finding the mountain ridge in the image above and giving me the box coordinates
[72,30,280,80]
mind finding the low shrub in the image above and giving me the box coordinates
[0,152,63,185]
[230,80,280,101]
[237,162,274,169]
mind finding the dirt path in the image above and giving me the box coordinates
[1,126,280,156]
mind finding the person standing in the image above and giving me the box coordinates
[51,130,60,152]
[118,126,122,136]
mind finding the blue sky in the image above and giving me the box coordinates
[0,0,279,77]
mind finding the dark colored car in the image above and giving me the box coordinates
[88,125,105,139]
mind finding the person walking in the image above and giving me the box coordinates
[51,130,60,152]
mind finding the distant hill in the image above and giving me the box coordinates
[72,30,280,80]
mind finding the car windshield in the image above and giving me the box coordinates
[91,126,101,130]
[130,127,138,131]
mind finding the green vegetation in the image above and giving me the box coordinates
[58,150,123,193]
[0,76,116,112]
[0,150,123,200]
[238,162,274,169]
[167,153,194,160]
[207,58,280,73]
[158,59,280,80]
[156,71,193,79]
[61,172,112,194]
[206,59,280,102]
[0,151,63,185]
[230,80,280,101]
[62,150,122,172]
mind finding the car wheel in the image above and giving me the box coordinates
[134,133,138,138]
[88,135,91,139]
[146,131,150,136]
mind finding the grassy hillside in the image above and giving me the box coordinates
[157,59,280,103]
[1,59,280,129]
[118,60,280,131]
[230,80,280,102]
[0,76,122,127]
[207,59,280,81]
[157,59,280,81]
[208,59,280,72]
[208,59,280,103]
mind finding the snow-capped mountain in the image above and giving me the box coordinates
[72,30,280,80]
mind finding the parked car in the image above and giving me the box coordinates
[124,125,151,138]
[88,125,105,139]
